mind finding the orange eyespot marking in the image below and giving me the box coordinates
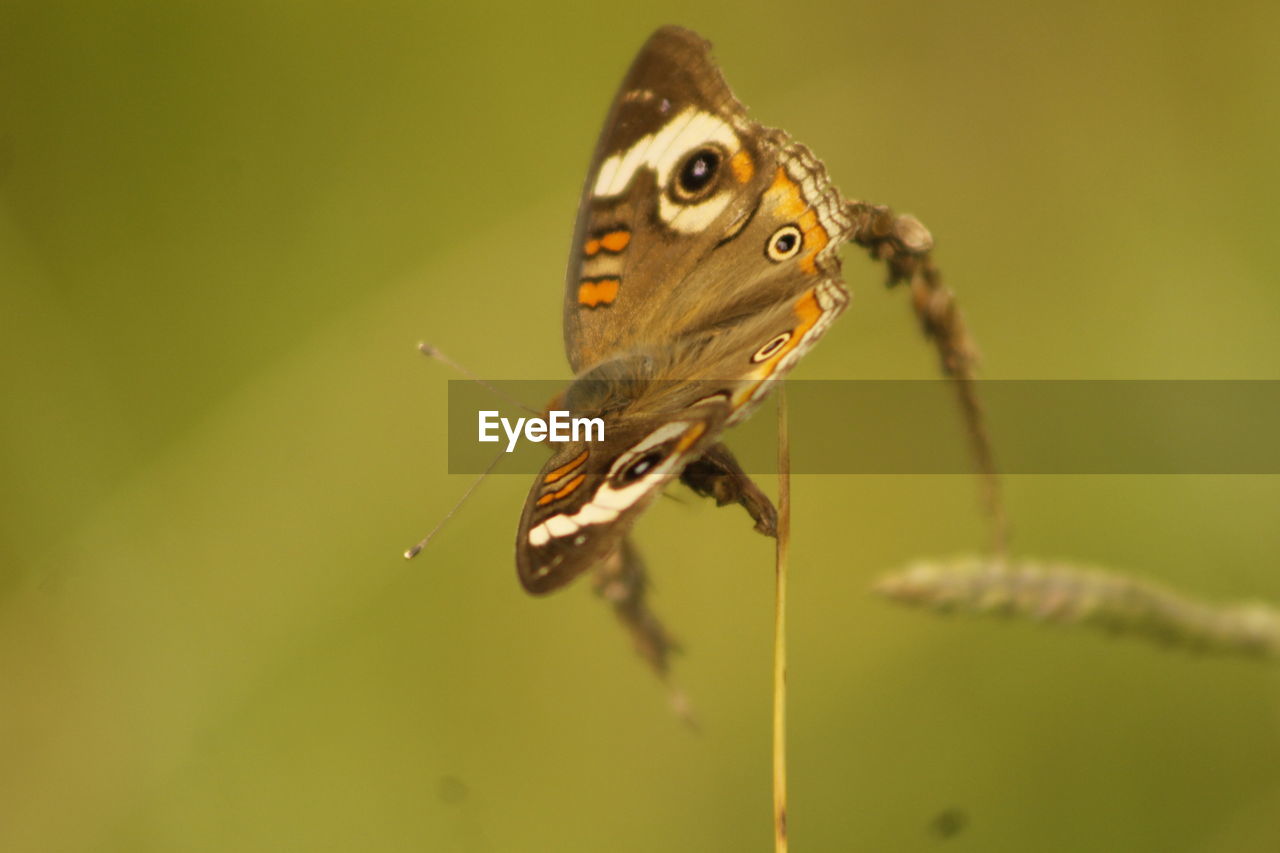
[543,449,589,484]
[752,332,793,363]
[578,277,620,307]
[740,290,822,386]
[599,230,631,253]
[732,287,831,410]
[583,238,602,257]
[767,167,829,275]
[537,472,587,505]
[730,150,754,183]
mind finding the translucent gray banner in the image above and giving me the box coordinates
[445,380,1280,475]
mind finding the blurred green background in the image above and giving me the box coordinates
[2,2,1279,850]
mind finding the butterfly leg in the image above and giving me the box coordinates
[679,442,778,537]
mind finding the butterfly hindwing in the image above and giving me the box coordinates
[516,397,729,594]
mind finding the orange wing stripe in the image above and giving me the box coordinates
[536,473,587,506]
[542,449,589,484]
[599,230,631,252]
[582,229,630,257]
[578,278,620,307]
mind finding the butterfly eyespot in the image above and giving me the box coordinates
[766,225,803,262]
[618,450,665,485]
[752,332,792,363]
[672,146,724,201]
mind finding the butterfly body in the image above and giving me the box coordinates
[517,26,858,594]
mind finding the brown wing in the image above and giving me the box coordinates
[525,27,858,594]
[562,26,856,384]
[516,398,729,594]
[519,269,848,594]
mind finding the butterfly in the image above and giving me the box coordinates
[508,27,994,674]
[517,27,850,588]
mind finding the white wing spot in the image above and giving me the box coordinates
[525,421,701,545]
[592,107,741,234]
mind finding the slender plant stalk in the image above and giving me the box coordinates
[773,385,790,853]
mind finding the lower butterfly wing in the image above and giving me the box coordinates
[515,399,729,594]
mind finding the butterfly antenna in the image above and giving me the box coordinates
[418,342,540,416]
[846,203,1010,558]
[403,450,504,559]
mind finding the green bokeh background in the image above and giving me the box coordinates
[3,2,1279,850]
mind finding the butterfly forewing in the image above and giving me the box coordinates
[562,27,854,381]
